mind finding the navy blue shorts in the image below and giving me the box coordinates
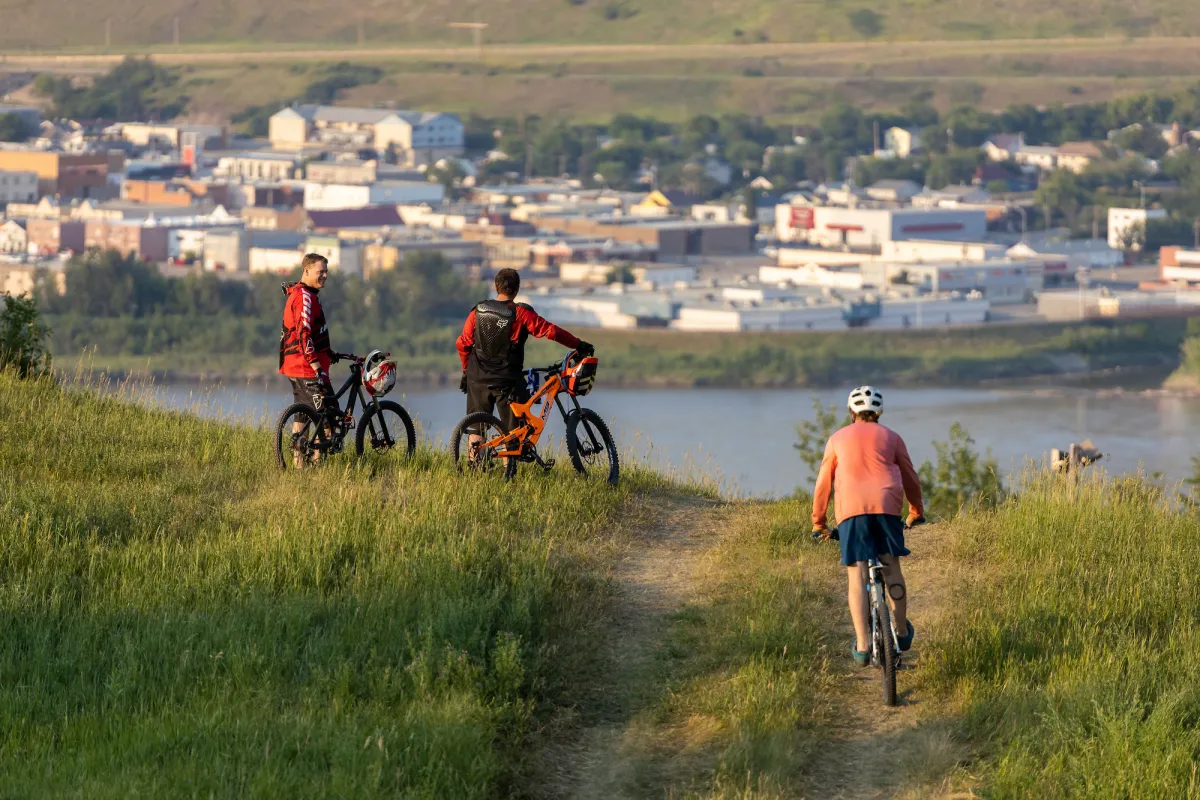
[837,514,910,566]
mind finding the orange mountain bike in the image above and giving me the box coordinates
[449,351,620,486]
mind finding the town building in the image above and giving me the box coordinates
[983,133,1026,162]
[215,153,300,182]
[865,180,923,204]
[1055,142,1105,174]
[0,169,38,205]
[858,259,1041,303]
[0,150,113,199]
[1108,207,1167,250]
[775,205,988,250]
[0,219,27,254]
[25,219,86,255]
[881,127,922,159]
[302,180,444,210]
[268,105,464,166]
[84,220,171,262]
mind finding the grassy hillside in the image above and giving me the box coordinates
[919,475,1200,795]
[0,370,687,796]
[4,0,1200,50]
[5,364,1199,796]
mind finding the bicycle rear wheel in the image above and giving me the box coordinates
[565,408,620,486]
[450,412,518,480]
[275,403,331,471]
[875,578,899,707]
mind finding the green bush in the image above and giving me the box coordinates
[0,293,51,377]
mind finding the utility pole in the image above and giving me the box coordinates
[1092,205,1100,240]
[525,140,532,181]
[873,120,880,154]
[357,19,365,46]
[447,21,489,59]
[105,18,112,52]
[1194,217,1200,249]
[173,15,180,47]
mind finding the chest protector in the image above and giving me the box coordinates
[469,299,525,383]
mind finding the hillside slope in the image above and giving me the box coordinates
[3,0,1199,50]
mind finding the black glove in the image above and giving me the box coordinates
[329,352,341,365]
[459,371,468,394]
[576,341,595,358]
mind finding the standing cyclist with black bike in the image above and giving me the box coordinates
[811,387,925,666]
[455,268,593,436]
[279,253,343,464]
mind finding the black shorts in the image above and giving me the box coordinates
[289,377,340,419]
[466,380,530,431]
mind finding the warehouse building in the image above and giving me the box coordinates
[775,205,987,250]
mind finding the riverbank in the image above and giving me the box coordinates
[56,316,1190,390]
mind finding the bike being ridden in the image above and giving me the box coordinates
[279,253,343,465]
[811,387,925,666]
[455,268,593,452]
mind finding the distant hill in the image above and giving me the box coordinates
[3,0,1200,50]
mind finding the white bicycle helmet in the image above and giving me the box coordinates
[363,349,397,397]
[847,385,884,415]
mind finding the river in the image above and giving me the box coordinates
[122,375,1199,498]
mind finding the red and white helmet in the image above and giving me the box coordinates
[363,349,397,397]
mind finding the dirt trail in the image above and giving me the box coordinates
[544,495,728,800]
[802,523,969,800]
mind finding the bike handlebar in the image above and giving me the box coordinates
[334,352,364,364]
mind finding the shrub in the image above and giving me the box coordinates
[0,293,51,377]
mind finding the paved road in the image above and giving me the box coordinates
[2,35,1198,68]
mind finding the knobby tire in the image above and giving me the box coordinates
[451,411,518,480]
[565,407,620,486]
[356,399,416,458]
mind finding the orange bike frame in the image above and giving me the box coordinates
[484,374,564,457]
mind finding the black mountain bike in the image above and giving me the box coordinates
[817,519,921,707]
[275,352,416,470]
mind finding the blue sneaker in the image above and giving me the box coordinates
[851,643,870,666]
[897,621,915,652]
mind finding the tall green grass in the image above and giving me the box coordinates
[0,370,675,797]
[923,474,1200,797]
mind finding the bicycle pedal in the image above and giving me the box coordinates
[542,458,555,470]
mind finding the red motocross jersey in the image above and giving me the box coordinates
[279,282,332,379]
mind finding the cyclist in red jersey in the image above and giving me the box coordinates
[279,253,342,461]
[811,386,925,665]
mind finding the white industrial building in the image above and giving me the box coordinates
[1108,207,1167,250]
[759,263,865,290]
[775,205,987,250]
[670,293,990,332]
[523,295,639,329]
[859,259,1042,303]
[304,181,445,210]
[882,239,1007,263]
[673,299,848,332]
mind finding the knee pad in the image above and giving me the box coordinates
[888,583,906,601]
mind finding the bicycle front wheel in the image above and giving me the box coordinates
[875,580,899,707]
[450,412,517,480]
[565,408,620,486]
[275,403,331,471]
[356,400,416,459]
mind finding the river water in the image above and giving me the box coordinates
[131,375,1199,498]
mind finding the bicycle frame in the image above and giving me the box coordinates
[481,371,584,458]
[305,357,383,451]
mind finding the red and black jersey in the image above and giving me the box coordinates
[279,282,332,379]
[456,299,580,384]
